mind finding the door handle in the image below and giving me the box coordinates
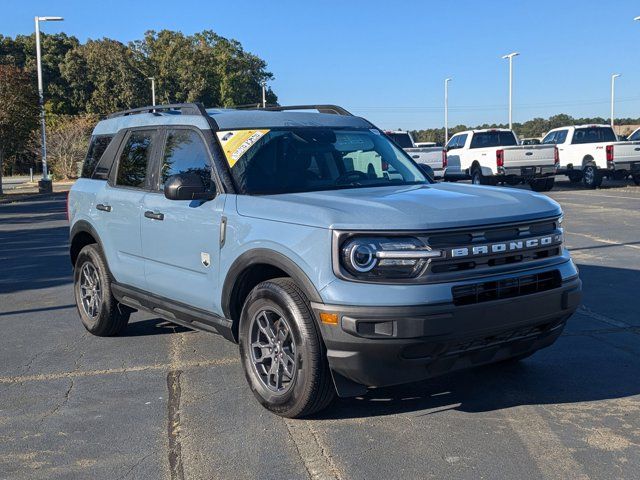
[144,211,164,221]
[96,203,111,212]
[411,154,420,159]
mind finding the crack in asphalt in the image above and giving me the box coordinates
[284,419,342,480]
[167,370,185,480]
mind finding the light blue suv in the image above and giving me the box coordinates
[69,103,582,417]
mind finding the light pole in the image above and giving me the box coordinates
[35,15,63,193]
[501,52,519,130]
[261,81,267,108]
[147,77,156,106]
[444,78,452,144]
[611,73,621,129]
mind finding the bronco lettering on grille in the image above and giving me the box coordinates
[449,234,562,258]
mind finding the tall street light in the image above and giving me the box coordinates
[261,81,267,108]
[35,15,64,193]
[444,78,452,144]
[611,73,621,129]
[501,52,519,130]
[147,77,156,106]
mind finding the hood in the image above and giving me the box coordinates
[235,183,562,230]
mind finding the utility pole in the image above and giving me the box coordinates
[148,77,156,106]
[611,73,621,129]
[501,52,519,130]
[35,15,64,193]
[444,78,452,144]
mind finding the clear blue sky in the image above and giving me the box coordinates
[3,0,640,129]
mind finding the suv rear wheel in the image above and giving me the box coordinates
[238,278,335,418]
[633,174,640,186]
[73,244,130,336]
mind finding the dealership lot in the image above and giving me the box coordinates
[1,179,639,480]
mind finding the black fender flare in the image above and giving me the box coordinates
[221,248,323,319]
[69,220,104,265]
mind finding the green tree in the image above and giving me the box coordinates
[131,30,277,108]
[60,39,148,114]
[0,66,40,194]
[0,33,79,114]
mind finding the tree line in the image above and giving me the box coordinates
[0,29,278,187]
[411,113,640,145]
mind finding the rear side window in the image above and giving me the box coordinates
[542,132,556,144]
[116,130,156,188]
[572,127,616,144]
[629,130,640,142]
[160,129,213,190]
[82,135,113,178]
[470,131,517,148]
[447,134,467,150]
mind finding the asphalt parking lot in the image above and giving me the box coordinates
[1,178,639,480]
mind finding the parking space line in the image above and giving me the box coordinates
[284,420,342,480]
[552,191,640,201]
[504,405,590,480]
[0,357,238,384]
[566,231,640,250]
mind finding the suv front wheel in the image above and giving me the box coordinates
[73,244,130,336]
[239,278,335,418]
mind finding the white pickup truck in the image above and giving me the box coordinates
[542,124,640,187]
[385,130,445,179]
[443,128,558,192]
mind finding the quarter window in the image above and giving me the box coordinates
[161,129,213,190]
[116,130,155,188]
[82,135,113,178]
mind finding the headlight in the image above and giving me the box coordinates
[340,236,442,280]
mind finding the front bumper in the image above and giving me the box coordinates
[312,276,581,389]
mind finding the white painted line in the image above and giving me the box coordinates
[0,358,238,384]
[503,405,590,480]
[567,231,640,251]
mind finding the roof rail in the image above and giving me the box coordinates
[106,102,207,119]
[262,104,353,116]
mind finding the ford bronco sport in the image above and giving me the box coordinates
[69,103,582,418]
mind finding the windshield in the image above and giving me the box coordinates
[386,132,414,149]
[572,127,617,144]
[470,131,518,148]
[217,128,428,195]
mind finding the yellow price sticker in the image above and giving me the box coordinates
[216,129,270,168]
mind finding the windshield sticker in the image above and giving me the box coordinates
[217,130,270,167]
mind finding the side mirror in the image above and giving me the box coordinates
[164,173,215,201]
[417,164,435,182]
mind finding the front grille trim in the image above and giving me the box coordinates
[451,270,562,306]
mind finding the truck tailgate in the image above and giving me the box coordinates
[613,141,640,169]
[502,145,556,168]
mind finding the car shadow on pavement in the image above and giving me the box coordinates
[122,318,193,336]
[316,263,640,420]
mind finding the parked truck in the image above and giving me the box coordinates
[443,129,558,192]
[385,130,445,179]
[542,124,640,187]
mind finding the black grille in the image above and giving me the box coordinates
[452,270,561,306]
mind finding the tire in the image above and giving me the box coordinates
[471,168,496,186]
[582,164,602,188]
[529,177,555,192]
[633,174,640,186]
[238,278,335,418]
[73,244,130,336]
[567,171,582,183]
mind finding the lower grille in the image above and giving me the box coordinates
[452,270,561,306]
